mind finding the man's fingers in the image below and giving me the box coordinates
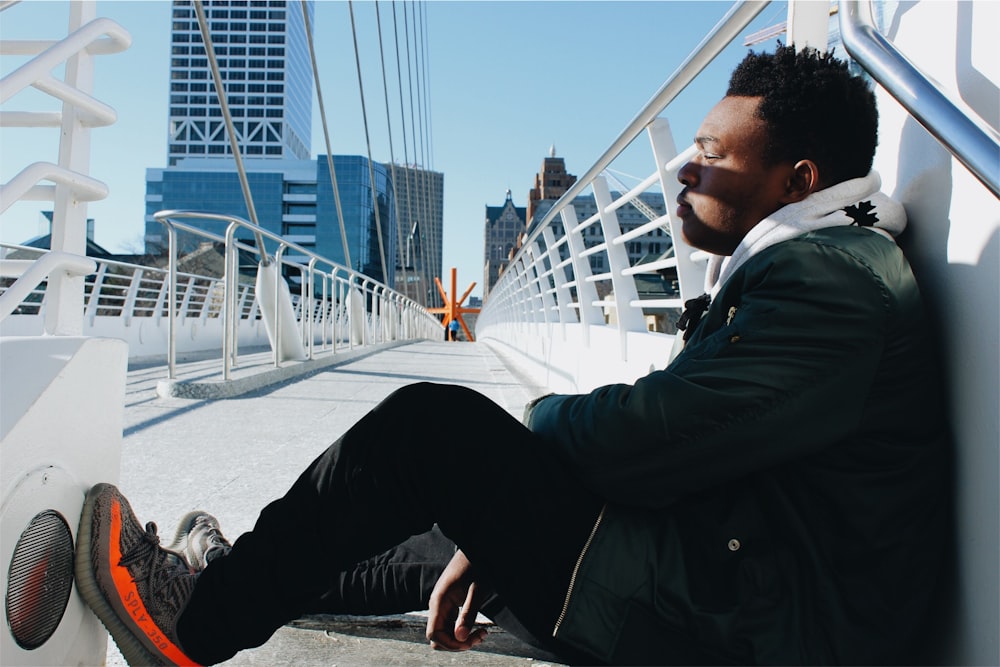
[429,627,487,651]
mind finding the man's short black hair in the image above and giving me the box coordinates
[727,44,878,186]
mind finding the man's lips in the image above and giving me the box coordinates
[676,196,692,218]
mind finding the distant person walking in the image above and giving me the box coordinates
[448,318,460,341]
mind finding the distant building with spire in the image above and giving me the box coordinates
[482,189,526,300]
[527,145,577,223]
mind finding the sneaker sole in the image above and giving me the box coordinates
[74,483,200,666]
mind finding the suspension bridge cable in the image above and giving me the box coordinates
[411,1,436,305]
[421,1,435,169]
[348,0,390,284]
[402,2,432,305]
[392,0,428,306]
[193,0,268,264]
[415,1,438,294]
[300,0,352,270]
[374,1,410,298]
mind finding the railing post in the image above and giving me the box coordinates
[166,223,178,379]
[786,0,830,51]
[648,120,705,305]
[513,256,534,333]
[84,261,107,325]
[306,258,317,359]
[223,220,239,379]
[44,2,97,337]
[561,204,603,343]
[121,267,143,327]
[331,269,340,353]
[152,269,168,324]
[273,244,287,367]
[321,273,330,350]
[528,241,556,327]
[593,176,646,359]
[542,227,576,333]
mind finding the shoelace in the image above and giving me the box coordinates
[119,522,192,595]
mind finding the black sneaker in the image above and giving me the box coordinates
[75,483,201,666]
[165,511,232,570]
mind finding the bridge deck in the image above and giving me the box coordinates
[113,339,563,666]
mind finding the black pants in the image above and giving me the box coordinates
[177,383,603,665]
[304,526,559,659]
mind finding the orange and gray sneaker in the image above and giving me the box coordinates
[164,511,232,571]
[75,483,201,666]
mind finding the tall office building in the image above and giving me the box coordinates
[527,146,577,223]
[145,156,397,287]
[165,0,313,165]
[385,163,444,307]
[482,150,672,303]
[147,1,398,288]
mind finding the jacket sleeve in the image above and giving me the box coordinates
[524,238,895,507]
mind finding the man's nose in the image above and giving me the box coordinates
[677,160,698,186]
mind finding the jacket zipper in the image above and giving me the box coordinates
[552,504,607,637]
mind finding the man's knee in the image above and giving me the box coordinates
[384,382,480,411]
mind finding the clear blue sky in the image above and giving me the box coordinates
[1,0,787,299]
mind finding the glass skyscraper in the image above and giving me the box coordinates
[166,0,313,165]
[146,0,400,289]
[145,156,397,288]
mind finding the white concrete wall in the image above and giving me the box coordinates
[1,313,271,358]
[871,3,999,664]
[1,336,127,666]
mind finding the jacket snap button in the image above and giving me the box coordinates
[727,538,741,551]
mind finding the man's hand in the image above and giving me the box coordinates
[426,549,489,651]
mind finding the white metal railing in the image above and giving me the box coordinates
[1,242,230,320]
[476,1,770,392]
[838,0,999,198]
[152,210,441,380]
[0,2,131,335]
[0,1,440,384]
[476,0,1000,394]
[1,227,441,380]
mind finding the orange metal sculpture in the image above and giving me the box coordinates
[429,268,480,341]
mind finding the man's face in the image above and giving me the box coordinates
[675,96,794,256]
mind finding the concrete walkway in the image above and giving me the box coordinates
[111,340,566,666]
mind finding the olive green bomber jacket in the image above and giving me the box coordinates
[524,227,949,665]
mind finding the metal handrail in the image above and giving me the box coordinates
[153,210,439,379]
[523,1,769,252]
[479,4,772,354]
[839,0,1000,198]
[0,252,95,324]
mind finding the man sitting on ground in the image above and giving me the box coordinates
[75,45,948,666]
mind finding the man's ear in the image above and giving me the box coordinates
[781,159,821,203]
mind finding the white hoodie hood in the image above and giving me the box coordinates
[704,171,907,298]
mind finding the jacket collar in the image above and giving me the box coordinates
[705,171,907,298]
